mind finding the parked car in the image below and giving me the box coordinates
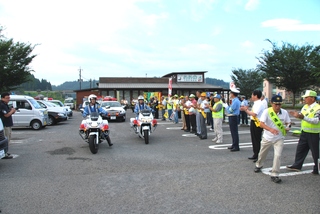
[79,101,89,114]
[0,118,8,159]
[47,100,73,117]
[64,98,75,110]
[103,96,117,101]
[8,95,48,130]
[36,100,68,126]
[101,101,126,122]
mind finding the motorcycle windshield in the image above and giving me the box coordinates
[140,109,151,116]
[90,112,99,121]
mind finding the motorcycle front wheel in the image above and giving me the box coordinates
[89,135,99,154]
[143,130,149,144]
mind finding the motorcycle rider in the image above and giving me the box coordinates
[134,95,153,118]
[82,94,108,117]
[82,94,112,146]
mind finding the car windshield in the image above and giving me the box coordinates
[50,101,63,107]
[44,101,57,107]
[65,100,73,103]
[101,101,121,108]
[29,99,42,109]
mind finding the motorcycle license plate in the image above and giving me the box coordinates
[0,149,5,159]
[110,116,116,120]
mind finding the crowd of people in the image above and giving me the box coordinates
[130,88,320,183]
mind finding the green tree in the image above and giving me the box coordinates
[0,26,37,92]
[230,68,265,99]
[257,39,320,107]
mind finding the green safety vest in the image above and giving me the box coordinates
[268,107,286,136]
[301,103,320,133]
[212,100,223,118]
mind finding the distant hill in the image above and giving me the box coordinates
[52,80,99,91]
[205,78,229,89]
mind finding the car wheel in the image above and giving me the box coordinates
[48,116,56,126]
[31,120,42,130]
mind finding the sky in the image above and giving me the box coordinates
[0,0,320,86]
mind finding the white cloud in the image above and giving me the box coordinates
[240,40,254,48]
[262,19,320,31]
[245,0,259,11]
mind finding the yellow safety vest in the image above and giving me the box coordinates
[167,100,173,110]
[212,100,223,118]
[301,103,320,133]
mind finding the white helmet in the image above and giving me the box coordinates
[138,95,144,101]
[88,94,97,102]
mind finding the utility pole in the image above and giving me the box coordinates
[90,78,92,88]
[78,67,83,90]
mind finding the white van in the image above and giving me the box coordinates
[8,95,48,130]
[64,98,75,110]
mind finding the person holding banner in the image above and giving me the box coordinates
[241,90,266,161]
[254,95,291,183]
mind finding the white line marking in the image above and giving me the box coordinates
[208,139,299,150]
[262,163,314,177]
[10,140,24,144]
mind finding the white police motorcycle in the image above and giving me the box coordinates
[79,112,111,154]
[130,109,157,144]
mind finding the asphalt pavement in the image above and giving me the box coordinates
[0,110,319,214]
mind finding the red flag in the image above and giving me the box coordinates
[168,78,172,98]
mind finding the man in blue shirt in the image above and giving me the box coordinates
[82,94,108,117]
[134,96,152,118]
[240,96,249,125]
[225,88,241,152]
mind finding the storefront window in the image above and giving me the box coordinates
[124,90,130,102]
[132,90,139,100]
[109,90,115,97]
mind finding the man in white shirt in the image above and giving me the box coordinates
[254,95,291,183]
[261,95,268,109]
[241,90,267,161]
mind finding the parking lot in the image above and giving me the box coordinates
[0,110,319,213]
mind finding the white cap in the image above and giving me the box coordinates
[230,88,240,93]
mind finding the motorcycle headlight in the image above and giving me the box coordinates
[91,122,98,127]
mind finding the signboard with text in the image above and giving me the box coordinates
[177,74,203,83]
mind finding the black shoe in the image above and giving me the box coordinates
[227,146,234,149]
[248,156,258,160]
[254,166,262,173]
[2,154,13,159]
[230,148,239,152]
[108,143,113,147]
[286,165,300,172]
[253,159,258,163]
[184,130,190,132]
[271,176,282,183]
[199,136,207,140]
[311,171,319,175]
[190,131,195,134]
